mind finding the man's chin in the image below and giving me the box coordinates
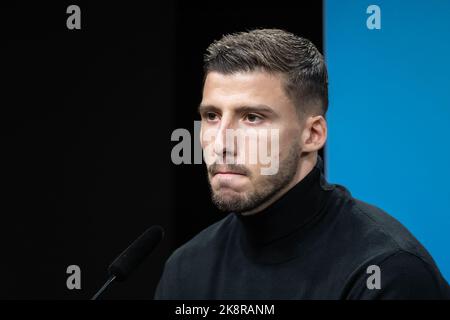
[212,188,242,201]
[211,189,247,212]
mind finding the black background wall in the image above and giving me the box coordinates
[0,1,322,299]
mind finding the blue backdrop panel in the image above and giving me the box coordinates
[325,0,450,281]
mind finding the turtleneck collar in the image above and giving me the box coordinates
[234,156,334,264]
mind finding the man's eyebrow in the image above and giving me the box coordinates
[235,105,277,115]
[198,104,278,116]
[198,104,220,114]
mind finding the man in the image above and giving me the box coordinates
[155,29,449,299]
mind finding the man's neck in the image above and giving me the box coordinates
[241,152,318,216]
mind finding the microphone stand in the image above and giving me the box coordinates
[91,275,117,300]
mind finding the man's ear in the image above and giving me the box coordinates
[301,115,327,152]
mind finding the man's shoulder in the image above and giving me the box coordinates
[350,198,425,253]
[154,214,237,299]
[165,213,236,266]
[333,191,438,269]
[327,189,449,297]
[345,198,450,298]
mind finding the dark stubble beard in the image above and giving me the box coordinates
[208,142,301,213]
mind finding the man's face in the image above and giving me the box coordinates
[199,70,304,214]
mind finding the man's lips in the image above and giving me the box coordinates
[214,171,246,176]
[208,164,250,177]
[211,168,248,188]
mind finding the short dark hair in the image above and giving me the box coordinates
[203,29,328,115]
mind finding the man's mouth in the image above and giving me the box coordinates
[215,171,246,176]
[208,164,250,178]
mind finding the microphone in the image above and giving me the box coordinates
[91,225,164,300]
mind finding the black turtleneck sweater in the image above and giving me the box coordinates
[154,158,450,299]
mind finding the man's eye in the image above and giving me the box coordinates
[206,112,218,121]
[245,113,263,123]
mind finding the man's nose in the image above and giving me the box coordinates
[213,119,237,160]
